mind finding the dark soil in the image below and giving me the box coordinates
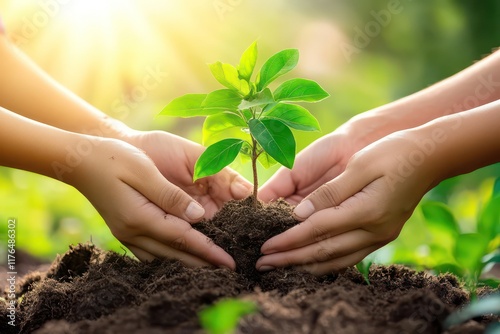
[1,198,498,333]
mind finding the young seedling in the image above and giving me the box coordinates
[356,259,373,285]
[160,41,329,206]
[420,177,500,296]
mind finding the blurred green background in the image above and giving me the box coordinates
[0,0,499,263]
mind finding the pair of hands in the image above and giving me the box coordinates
[71,126,433,275]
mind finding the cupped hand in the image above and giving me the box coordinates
[258,130,357,205]
[127,130,252,218]
[256,131,438,275]
[67,136,242,269]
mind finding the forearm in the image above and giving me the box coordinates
[342,50,500,148]
[406,99,500,189]
[0,33,130,141]
[0,106,98,181]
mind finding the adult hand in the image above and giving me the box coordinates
[256,130,437,275]
[127,130,252,218]
[67,135,247,269]
[259,130,358,205]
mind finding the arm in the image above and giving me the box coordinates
[0,106,236,268]
[0,30,251,215]
[0,32,128,140]
[342,50,500,151]
[257,100,500,275]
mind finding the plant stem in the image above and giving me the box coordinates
[251,136,258,207]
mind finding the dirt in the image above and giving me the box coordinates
[1,197,498,333]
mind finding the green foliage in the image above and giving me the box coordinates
[407,177,500,293]
[444,293,500,332]
[199,299,257,334]
[159,42,329,197]
[355,259,373,285]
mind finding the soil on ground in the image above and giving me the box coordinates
[1,197,498,333]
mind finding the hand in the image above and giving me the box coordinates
[67,135,246,269]
[259,131,358,205]
[256,130,437,275]
[126,130,252,218]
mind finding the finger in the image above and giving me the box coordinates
[261,193,368,254]
[256,229,375,270]
[298,245,380,276]
[127,160,206,222]
[293,167,377,221]
[141,210,236,270]
[126,241,211,267]
[124,244,155,262]
[258,166,296,202]
[209,167,253,201]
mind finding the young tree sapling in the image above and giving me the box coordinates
[160,41,329,206]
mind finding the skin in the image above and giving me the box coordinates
[0,27,252,269]
[258,50,500,275]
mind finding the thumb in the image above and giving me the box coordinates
[258,167,296,202]
[130,163,205,222]
[293,168,367,221]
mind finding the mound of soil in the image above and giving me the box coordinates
[1,198,498,333]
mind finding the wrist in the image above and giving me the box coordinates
[401,102,500,189]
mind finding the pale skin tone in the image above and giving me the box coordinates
[258,50,500,275]
[0,28,252,269]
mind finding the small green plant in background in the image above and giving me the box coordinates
[199,299,257,334]
[444,293,500,333]
[418,177,500,296]
[160,41,329,206]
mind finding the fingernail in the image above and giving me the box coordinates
[185,202,205,220]
[258,265,275,272]
[294,200,315,219]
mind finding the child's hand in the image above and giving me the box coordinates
[257,130,437,275]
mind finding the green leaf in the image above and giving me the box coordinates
[493,177,500,197]
[194,139,244,181]
[159,94,209,117]
[478,278,500,289]
[239,141,253,164]
[256,49,299,91]
[483,253,500,265]
[274,78,329,102]
[421,201,459,250]
[454,233,489,275]
[249,119,295,169]
[238,41,258,81]
[202,89,243,113]
[199,299,257,334]
[263,103,320,131]
[257,151,278,169]
[478,194,500,242]
[209,62,250,96]
[202,113,248,146]
[444,293,500,329]
[238,88,274,110]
